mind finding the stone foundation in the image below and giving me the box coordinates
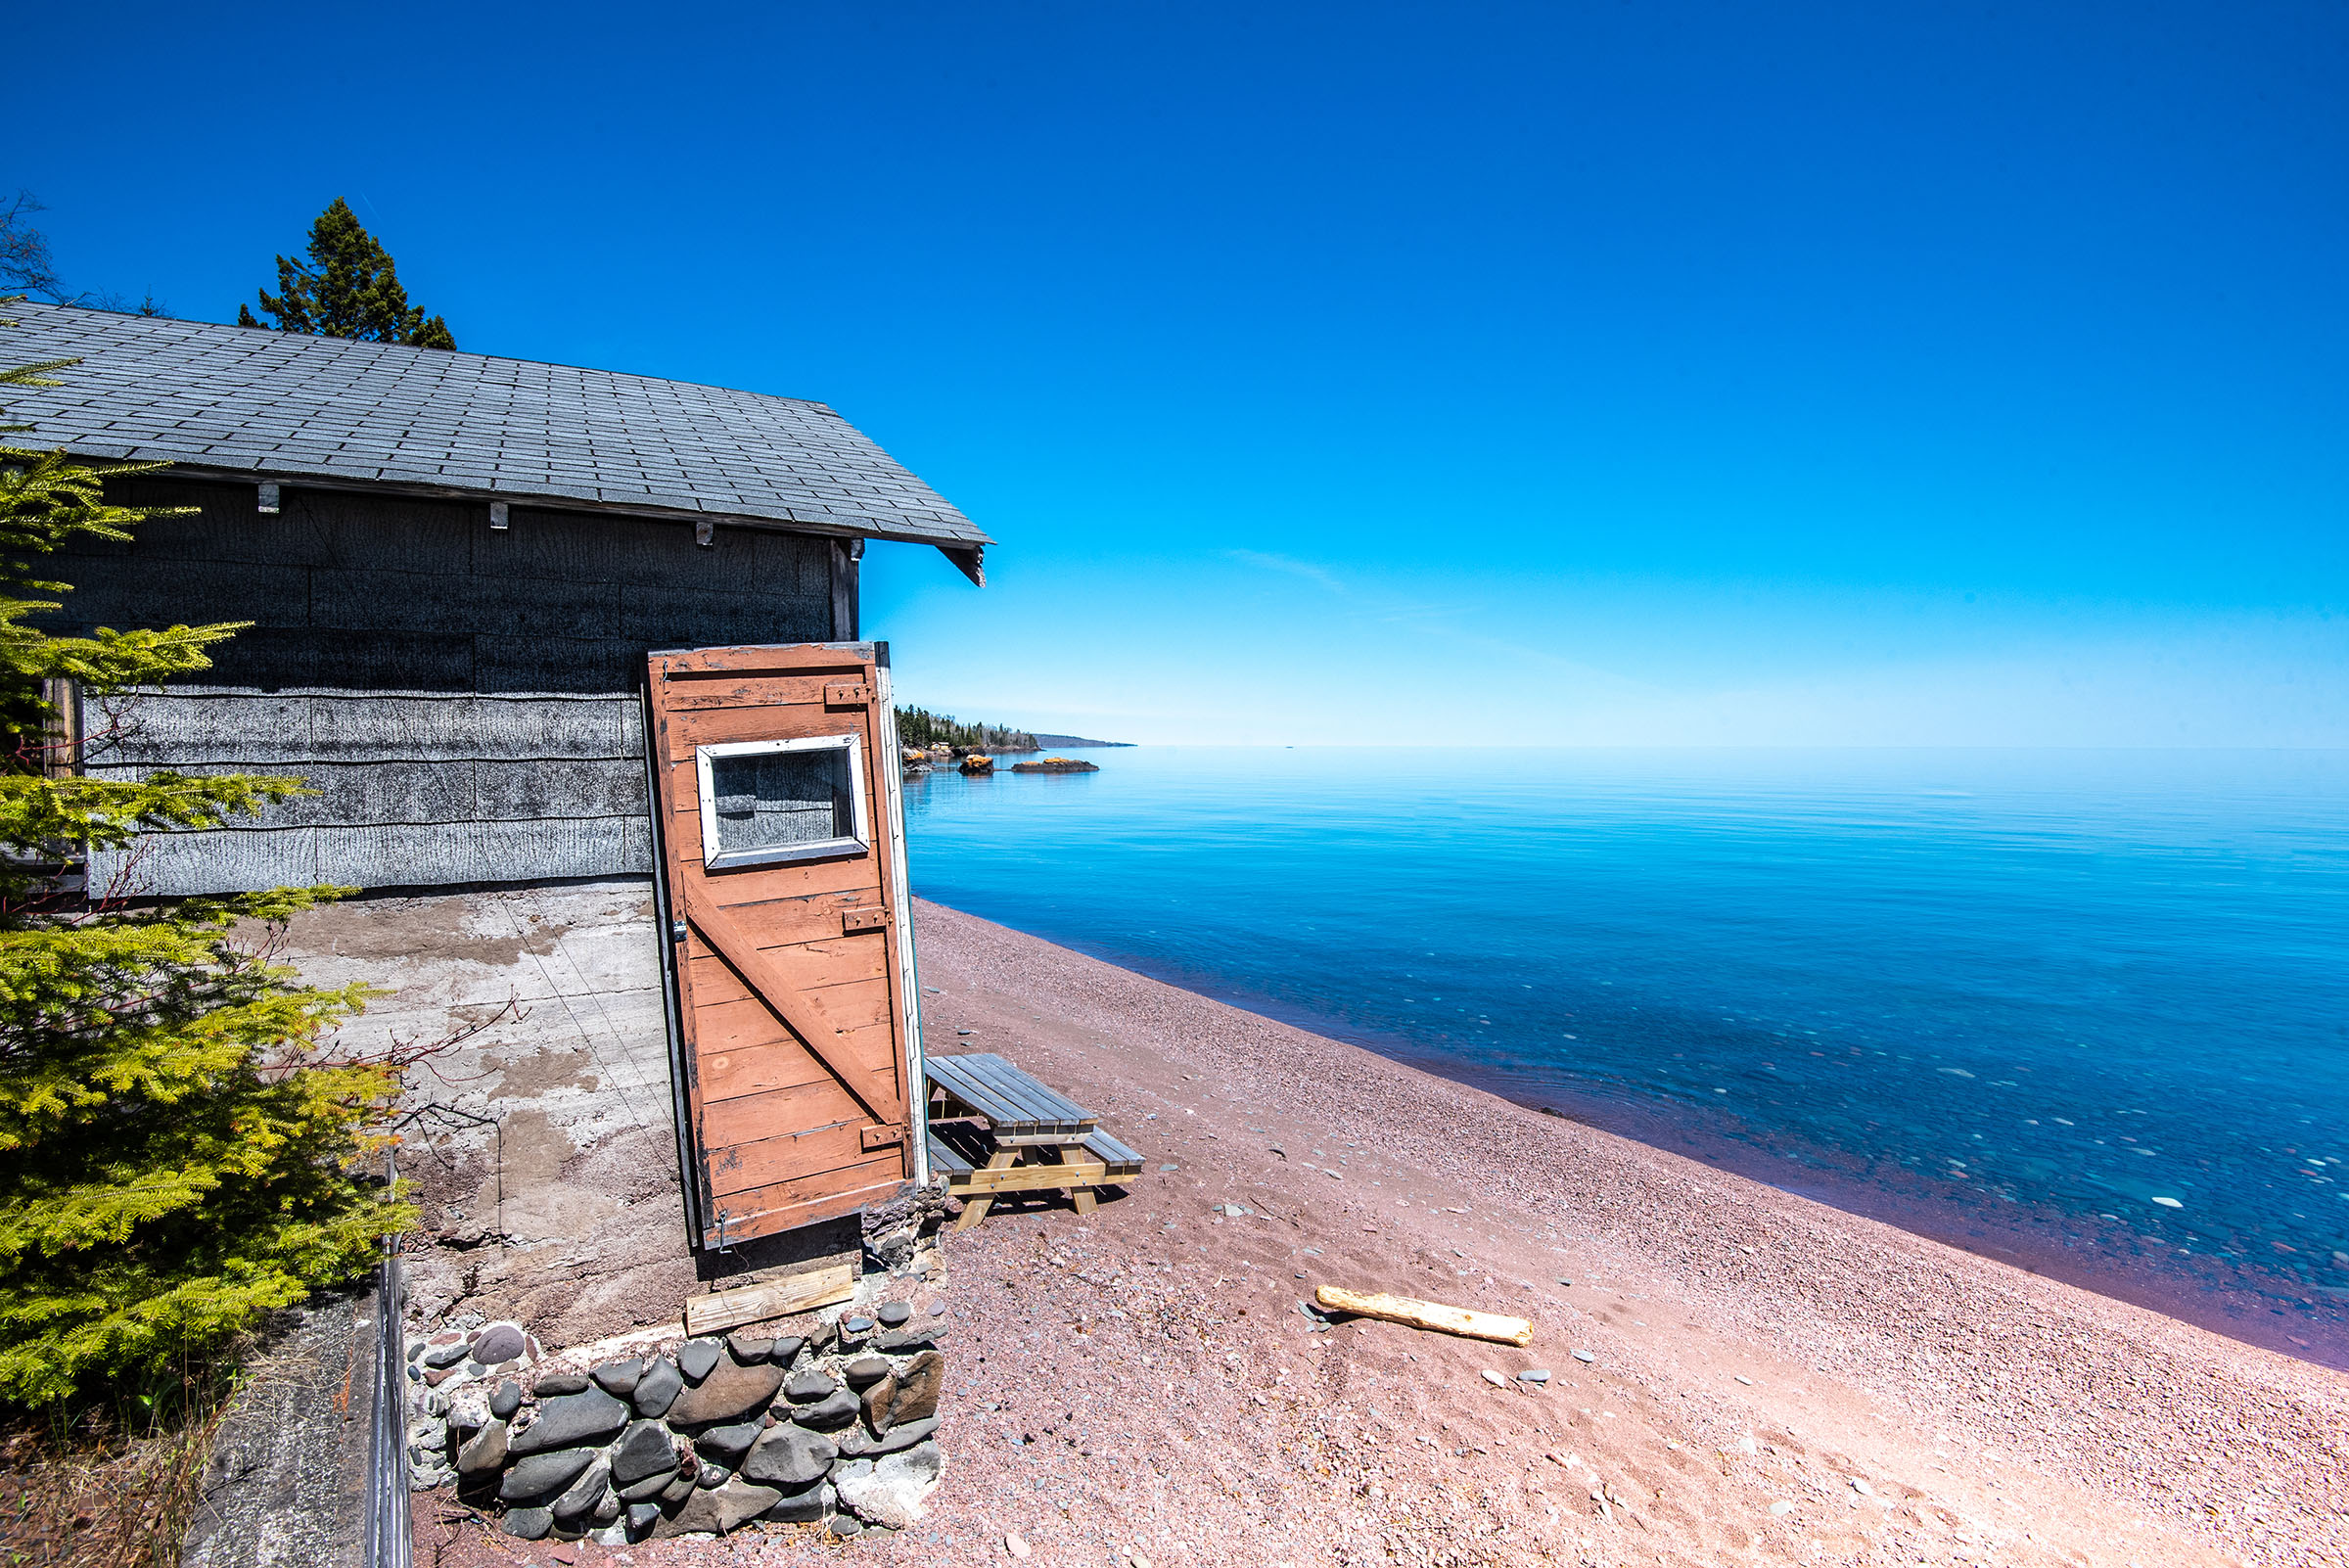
[405,1293,948,1543]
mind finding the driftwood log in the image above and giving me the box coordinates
[1314,1285,1534,1346]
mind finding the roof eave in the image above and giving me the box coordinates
[112,459,994,556]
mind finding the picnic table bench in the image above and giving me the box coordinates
[923,1053,1144,1228]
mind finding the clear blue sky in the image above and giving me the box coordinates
[17,2,2347,744]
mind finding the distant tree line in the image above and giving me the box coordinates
[895,707,1037,753]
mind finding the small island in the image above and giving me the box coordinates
[898,707,1126,773]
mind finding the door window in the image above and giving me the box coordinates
[694,734,870,869]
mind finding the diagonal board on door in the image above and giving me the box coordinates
[645,641,923,1251]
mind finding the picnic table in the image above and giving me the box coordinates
[923,1053,1144,1229]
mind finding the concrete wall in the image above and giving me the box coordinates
[279,877,698,1343]
[42,477,845,894]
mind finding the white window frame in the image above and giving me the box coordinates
[694,733,870,870]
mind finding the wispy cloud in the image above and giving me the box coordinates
[1224,549,1350,595]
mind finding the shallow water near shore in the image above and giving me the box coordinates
[902,746,2349,1366]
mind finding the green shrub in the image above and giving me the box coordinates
[0,306,409,1407]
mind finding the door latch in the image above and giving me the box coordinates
[823,681,872,708]
[841,907,887,935]
[670,920,688,944]
[860,1123,906,1150]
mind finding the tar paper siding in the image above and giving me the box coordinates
[41,479,842,895]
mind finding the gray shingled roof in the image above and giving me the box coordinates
[3,302,990,558]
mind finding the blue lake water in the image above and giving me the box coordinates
[901,747,2349,1364]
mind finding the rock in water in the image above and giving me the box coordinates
[665,1360,784,1425]
[507,1388,629,1455]
[741,1424,838,1487]
[833,1441,946,1530]
[1010,756,1099,772]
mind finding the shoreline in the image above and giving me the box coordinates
[907,896,2349,1374]
[897,896,2343,1566]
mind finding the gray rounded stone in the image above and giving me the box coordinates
[768,1335,805,1366]
[625,1500,662,1536]
[665,1360,783,1426]
[793,1389,860,1431]
[550,1455,612,1520]
[591,1359,643,1396]
[876,1302,912,1327]
[421,1340,470,1369]
[471,1323,528,1364]
[694,1419,763,1465]
[609,1420,679,1488]
[842,1356,891,1389]
[783,1369,836,1404]
[741,1424,837,1488]
[761,1479,831,1524]
[489,1379,522,1420]
[532,1373,589,1397]
[677,1339,722,1382]
[508,1388,629,1456]
[616,1471,672,1503]
[829,1514,864,1537]
[724,1332,772,1362]
[631,1359,683,1418]
[499,1447,597,1505]
[499,1506,553,1540]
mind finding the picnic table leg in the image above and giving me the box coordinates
[1071,1187,1098,1216]
[954,1147,1022,1231]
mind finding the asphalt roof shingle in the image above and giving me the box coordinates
[2,303,989,551]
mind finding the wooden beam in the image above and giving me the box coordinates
[683,1262,856,1335]
[944,1157,1112,1195]
[676,880,895,1129]
[1313,1285,1534,1346]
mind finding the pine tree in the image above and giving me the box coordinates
[236,199,456,350]
[0,304,408,1407]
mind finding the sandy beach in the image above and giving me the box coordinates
[421,898,2348,1567]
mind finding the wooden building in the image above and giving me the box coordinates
[10,301,988,896]
[10,302,992,1256]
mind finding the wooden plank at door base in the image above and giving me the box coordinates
[684,1262,857,1335]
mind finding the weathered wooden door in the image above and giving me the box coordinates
[644,641,923,1251]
